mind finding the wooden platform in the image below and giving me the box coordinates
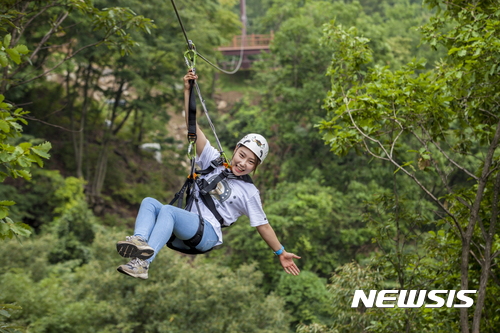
[217,33,273,56]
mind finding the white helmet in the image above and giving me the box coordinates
[236,133,269,163]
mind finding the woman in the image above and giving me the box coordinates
[115,70,301,279]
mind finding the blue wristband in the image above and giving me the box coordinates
[274,245,285,256]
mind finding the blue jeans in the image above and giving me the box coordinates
[133,197,219,263]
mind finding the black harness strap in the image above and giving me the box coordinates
[167,185,210,254]
[166,197,209,255]
[187,79,197,142]
[196,177,225,226]
[195,169,253,227]
[167,158,253,254]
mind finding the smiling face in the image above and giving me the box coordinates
[231,146,259,176]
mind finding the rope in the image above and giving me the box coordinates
[196,47,244,75]
[171,0,244,164]
[190,70,226,160]
[170,0,190,47]
[170,0,245,75]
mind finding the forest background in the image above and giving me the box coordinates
[1,0,499,332]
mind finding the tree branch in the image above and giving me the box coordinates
[390,101,405,159]
[467,118,500,239]
[486,170,500,256]
[14,41,101,87]
[345,104,465,238]
[11,2,57,45]
[419,124,479,181]
[361,138,390,162]
[29,11,69,62]
[411,128,475,215]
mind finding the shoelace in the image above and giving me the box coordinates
[126,235,145,243]
[129,257,148,268]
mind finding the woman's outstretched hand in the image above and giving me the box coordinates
[183,70,197,91]
[279,251,301,275]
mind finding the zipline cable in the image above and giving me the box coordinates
[170,0,190,47]
[171,0,248,163]
[188,52,228,163]
[196,46,245,75]
[184,47,228,163]
[170,0,246,75]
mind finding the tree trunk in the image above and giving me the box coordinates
[88,80,127,211]
[74,62,94,179]
[89,139,109,213]
[469,119,500,333]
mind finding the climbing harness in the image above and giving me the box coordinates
[166,156,253,254]
[166,0,250,254]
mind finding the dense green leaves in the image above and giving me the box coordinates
[0,230,292,333]
[0,34,29,67]
[318,0,500,332]
[1,0,241,209]
[0,95,51,178]
[275,271,331,326]
[0,96,51,240]
[0,303,24,333]
[3,0,500,332]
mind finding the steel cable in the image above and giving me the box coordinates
[170,0,245,74]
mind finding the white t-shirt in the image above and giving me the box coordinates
[189,141,269,246]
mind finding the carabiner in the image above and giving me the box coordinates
[184,40,197,70]
[221,151,231,169]
[187,140,196,160]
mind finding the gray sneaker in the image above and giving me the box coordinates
[117,258,149,279]
[116,236,154,259]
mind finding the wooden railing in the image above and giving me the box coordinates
[218,33,273,51]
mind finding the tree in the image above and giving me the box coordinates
[0,1,152,329]
[214,0,442,193]
[1,0,157,210]
[296,262,384,333]
[0,94,49,240]
[5,0,242,211]
[0,229,293,333]
[0,29,51,333]
[0,29,52,238]
[1,0,155,95]
[319,0,500,331]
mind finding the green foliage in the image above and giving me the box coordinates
[318,0,500,331]
[275,271,331,326]
[218,0,346,188]
[218,179,377,278]
[0,95,51,240]
[211,178,385,327]
[2,171,97,265]
[214,0,442,194]
[1,0,241,208]
[262,179,379,276]
[0,303,23,333]
[0,13,52,330]
[0,34,29,68]
[0,169,69,230]
[0,95,51,182]
[44,177,96,264]
[365,193,462,332]
[297,262,384,333]
[0,229,293,333]
[297,258,461,333]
